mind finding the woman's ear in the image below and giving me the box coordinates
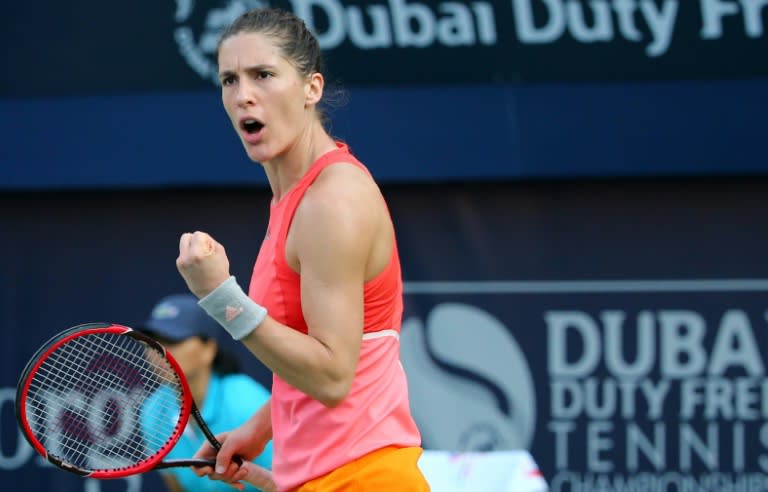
[305,72,324,107]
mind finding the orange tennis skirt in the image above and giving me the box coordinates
[296,446,431,491]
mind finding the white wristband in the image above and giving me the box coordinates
[198,276,267,340]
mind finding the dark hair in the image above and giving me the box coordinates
[145,331,242,376]
[216,7,346,129]
[217,7,323,80]
[211,346,242,376]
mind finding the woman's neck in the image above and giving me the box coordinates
[264,123,337,202]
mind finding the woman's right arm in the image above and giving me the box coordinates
[192,400,272,479]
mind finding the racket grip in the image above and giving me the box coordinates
[155,458,216,469]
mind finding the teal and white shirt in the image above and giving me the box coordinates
[143,373,273,491]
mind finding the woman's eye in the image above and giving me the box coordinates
[257,71,272,80]
[220,76,235,86]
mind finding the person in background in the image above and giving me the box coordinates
[175,6,428,492]
[140,293,273,492]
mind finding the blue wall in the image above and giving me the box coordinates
[3,79,768,190]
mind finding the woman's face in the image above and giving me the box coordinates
[217,32,316,164]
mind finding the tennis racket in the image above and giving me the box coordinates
[15,322,228,478]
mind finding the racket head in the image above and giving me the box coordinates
[15,322,194,478]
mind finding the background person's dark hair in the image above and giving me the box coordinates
[147,332,242,376]
[216,7,347,131]
[210,343,242,376]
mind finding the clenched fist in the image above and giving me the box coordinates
[176,231,232,299]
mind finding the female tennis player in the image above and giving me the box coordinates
[175,7,429,492]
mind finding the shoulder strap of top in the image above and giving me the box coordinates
[273,142,366,256]
[303,142,366,184]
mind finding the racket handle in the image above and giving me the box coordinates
[154,458,216,469]
[154,457,244,470]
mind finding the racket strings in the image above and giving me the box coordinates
[25,332,188,472]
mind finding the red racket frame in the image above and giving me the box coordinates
[16,322,195,478]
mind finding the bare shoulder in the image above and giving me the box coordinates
[290,162,384,258]
[289,161,393,278]
[300,162,383,222]
[313,161,380,198]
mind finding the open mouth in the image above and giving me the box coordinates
[240,118,264,134]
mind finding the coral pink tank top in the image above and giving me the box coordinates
[248,142,421,491]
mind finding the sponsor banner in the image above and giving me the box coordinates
[2,183,768,490]
[401,280,768,491]
[1,0,767,96]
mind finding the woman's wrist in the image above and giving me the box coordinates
[198,276,267,340]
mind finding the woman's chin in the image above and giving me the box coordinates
[244,145,271,164]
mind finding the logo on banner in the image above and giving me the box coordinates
[402,279,768,490]
[172,0,498,85]
[173,0,270,84]
[171,1,766,85]
[546,307,768,491]
[401,303,538,451]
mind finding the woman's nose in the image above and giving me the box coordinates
[236,80,256,107]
